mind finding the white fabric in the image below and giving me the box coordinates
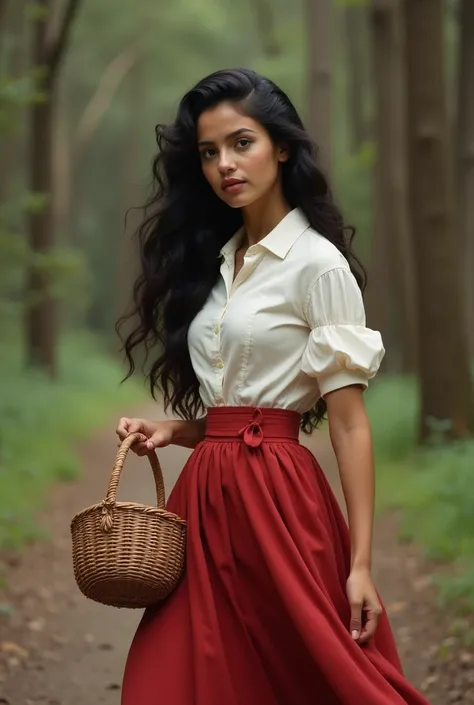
[188,208,385,413]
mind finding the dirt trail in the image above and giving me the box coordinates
[0,408,473,704]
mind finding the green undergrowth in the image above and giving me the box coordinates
[367,375,474,625]
[0,333,146,551]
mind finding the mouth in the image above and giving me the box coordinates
[222,179,246,193]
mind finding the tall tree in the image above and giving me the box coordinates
[26,0,81,376]
[253,0,281,58]
[370,0,416,373]
[403,0,474,440]
[344,2,372,154]
[306,0,333,175]
[0,1,7,32]
[457,0,474,354]
[0,0,29,205]
[115,58,147,358]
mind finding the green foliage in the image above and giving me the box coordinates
[367,375,418,465]
[0,73,33,132]
[29,246,87,300]
[25,2,50,22]
[0,333,146,550]
[0,202,27,322]
[367,377,474,621]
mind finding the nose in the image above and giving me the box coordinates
[217,149,236,174]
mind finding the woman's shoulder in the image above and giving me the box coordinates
[289,226,350,282]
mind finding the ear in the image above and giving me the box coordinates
[277,144,289,163]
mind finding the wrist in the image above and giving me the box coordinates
[167,418,206,449]
[350,559,372,574]
[166,419,188,442]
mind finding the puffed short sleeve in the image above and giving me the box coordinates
[301,266,385,397]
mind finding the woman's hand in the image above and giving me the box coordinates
[116,417,175,455]
[346,568,382,645]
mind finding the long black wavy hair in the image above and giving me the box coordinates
[116,68,366,433]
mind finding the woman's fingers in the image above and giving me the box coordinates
[126,419,145,435]
[115,418,165,454]
[116,417,131,440]
[116,418,144,436]
[346,571,382,646]
[349,599,363,641]
[116,418,147,454]
[145,426,174,450]
[358,603,382,645]
[136,440,153,455]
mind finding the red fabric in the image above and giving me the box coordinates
[121,407,430,705]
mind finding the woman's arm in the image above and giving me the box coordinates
[325,384,374,571]
[324,384,382,644]
[116,416,207,453]
[168,418,207,449]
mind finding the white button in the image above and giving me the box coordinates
[214,325,220,334]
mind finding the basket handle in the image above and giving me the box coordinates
[100,432,166,532]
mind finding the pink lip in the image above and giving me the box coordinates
[222,179,246,192]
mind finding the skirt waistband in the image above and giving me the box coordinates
[205,407,301,447]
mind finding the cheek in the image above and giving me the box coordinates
[247,146,279,181]
[201,161,218,186]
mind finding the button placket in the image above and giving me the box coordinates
[212,311,225,389]
[212,249,263,400]
[229,251,262,298]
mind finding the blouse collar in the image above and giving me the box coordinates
[219,208,310,261]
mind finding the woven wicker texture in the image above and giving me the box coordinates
[70,432,186,609]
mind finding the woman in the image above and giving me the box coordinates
[116,68,430,704]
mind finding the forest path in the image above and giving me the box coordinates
[1,407,471,704]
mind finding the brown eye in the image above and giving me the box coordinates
[236,138,251,149]
[201,148,216,160]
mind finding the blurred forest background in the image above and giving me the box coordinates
[1,0,474,624]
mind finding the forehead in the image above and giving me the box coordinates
[197,101,262,142]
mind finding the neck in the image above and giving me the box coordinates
[241,183,291,247]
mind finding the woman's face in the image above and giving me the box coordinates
[197,101,288,208]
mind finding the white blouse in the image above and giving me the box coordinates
[188,208,385,413]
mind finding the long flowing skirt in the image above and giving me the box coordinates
[121,407,430,705]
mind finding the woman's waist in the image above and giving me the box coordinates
[204,406,301,446]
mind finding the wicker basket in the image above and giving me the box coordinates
[70,432,186,609]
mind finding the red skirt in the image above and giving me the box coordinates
[121,407,430,705]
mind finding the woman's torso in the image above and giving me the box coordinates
[188,208,384,413]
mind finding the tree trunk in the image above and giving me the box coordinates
[0,1,7,32]
[26,8,57,374]
[345,4,371,153]
[370,0,417,374]
[254,0,281,57]
[306,0,332,175]
[0,0,28,205]
[457,0,474,354]
[115,59,146,364]
[52,93,72,242]
[26,0,81,375]
[364,173,393,369]
[403,0,474,440]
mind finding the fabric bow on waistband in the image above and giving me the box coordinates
[238,408,264,448]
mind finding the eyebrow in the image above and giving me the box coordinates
[198,127,257,147]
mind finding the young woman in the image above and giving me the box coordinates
[116,68,430,705]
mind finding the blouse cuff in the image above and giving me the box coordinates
[317,369,369,397]
[301,324,385,397]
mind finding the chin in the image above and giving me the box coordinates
[222,193,258,209]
